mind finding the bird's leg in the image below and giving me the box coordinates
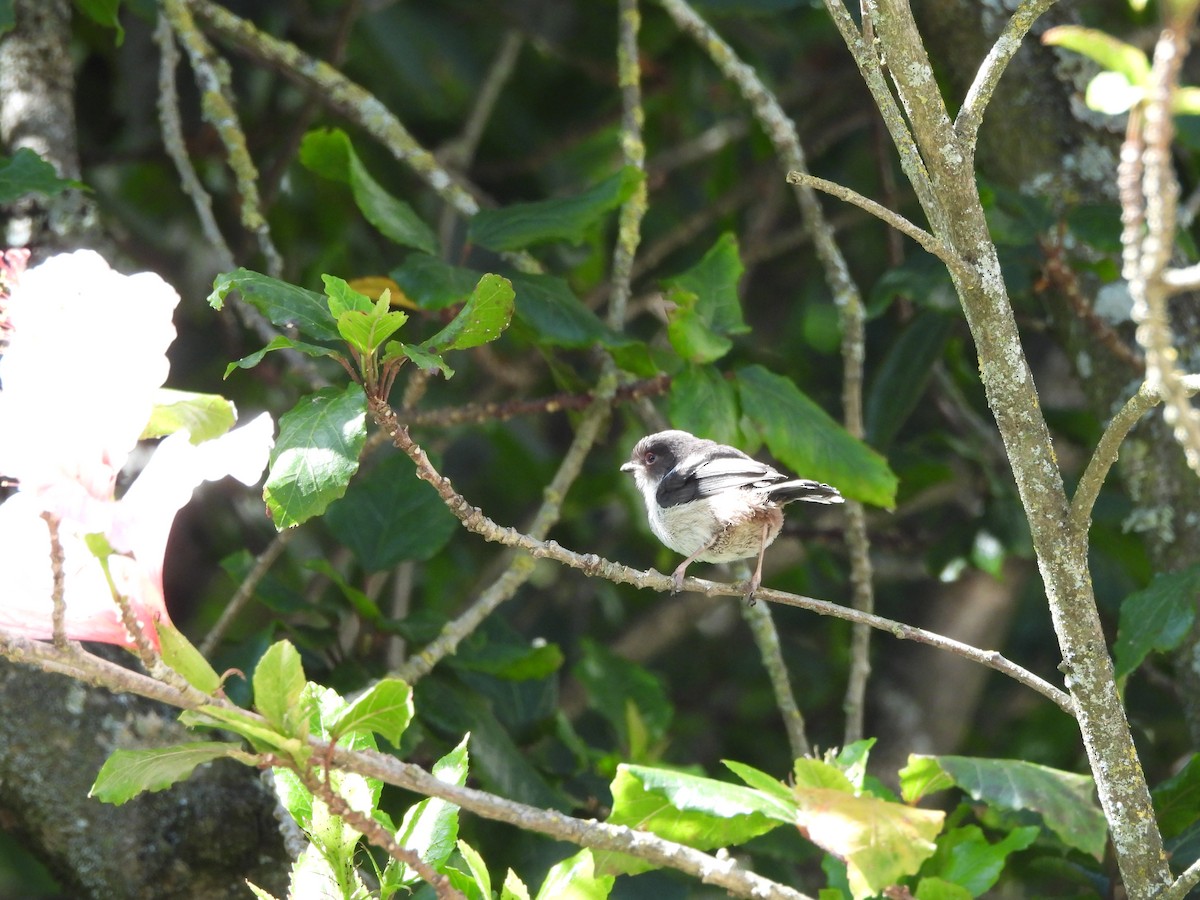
[670,534,719,594]
[743,521,771,605]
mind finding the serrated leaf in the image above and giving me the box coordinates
[423,274,515,352]
[329,678,413,745]
[156,621,220,694]
[737,365,898,508]
[253,640,307,735]
[502,869,532,900]
[662,232,749,337]
[457,840,492,898]
[0,148,84,203]
[866,311,954,448]
[394,736,470,885]
[469,166,642,251]
[336,303,409,357]
[669,365,741,446]
[534,850,614,900]
[223,335,344,379]
[142,389,236,445]
[793,787,943,900]
[1114,565,1200,679]
[209,269,339,342]
[89,743,241,805]
[300,128,437,254]
[324,453,459,569]
[908,755,1106,859]
[1043,26,1151,85]
[598,765,785,875]
[387,341,452,376]
[265,383,367,528]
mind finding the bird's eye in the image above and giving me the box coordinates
[644,451,657,465]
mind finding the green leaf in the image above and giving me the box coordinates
[391,253,481,310]
[669,365,741,446]
[906,755,1106,859]
[300,128,437,254]
[336,298,409,357]
[209,269,339,342]
[90,743,241,805]
[457,840,492,899]
[535,850,614,900]
[387,341,452,376]
[142,389,236,444]
[453,639,564,681]
[324,452,459,569]
[253,640,307,736]
[666,288,734,363]
[393,736,470,885]
[156,622,221,694]
[723,759,797,804]
[866,312,954,448]
[0,1,14,38]
[423,274,515,352]
[0,148,84,203]
[598,765,783,875]
[1152,752,1200,837]
[737,365,898,508]
[1042,26,1151,85]
[1114,565,1200,679]
[511,273,622,347]
[328,678,413,745]
[914,877,973,900]
[265,383,368,528]
[662,232,749,337]
[180,705,305,758]
[74,0,124,43]
[501,870,532,900]
[921,825,1039,897]
[322,273,375,316]
[899,755,957,803]
[573,639,672,751]
[223,335,345,379]
[468,166,643,251]
[792,787,944,900]
[793,758,857,792]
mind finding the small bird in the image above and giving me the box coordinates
[621,429,843,602]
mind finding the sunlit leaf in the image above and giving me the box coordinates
[90,743,242,805]
[156,621,221,694]
[328,678,413,745]
[1042,26,1150,84]
[534,850,614,900]
[265,384,367,528]
[253,640,307,736]
[141,389,236,444]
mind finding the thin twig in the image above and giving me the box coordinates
[199,527,299,656]
[39,512,67,649]
[1069,376,1200,536]
[786,171,964,276]
[370,398,1074,714]
[955,0,1061,146]
[160,0,282,277]
[1164,854,1200,900]
[185,0,544,275]
[609,0,648,329]
[741,598,810,758]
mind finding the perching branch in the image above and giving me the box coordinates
[954,0,1062,146]
[370,395,1074,715]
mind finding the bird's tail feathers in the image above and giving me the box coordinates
[769,479,844,505]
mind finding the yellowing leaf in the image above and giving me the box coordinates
[348,276,417,309]
[793,787,944,900]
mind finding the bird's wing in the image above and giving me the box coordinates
[655,449,784,508]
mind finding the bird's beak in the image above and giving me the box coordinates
[620,461,635,473]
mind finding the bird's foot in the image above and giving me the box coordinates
[742,575,761,606]
[670,564,688,595]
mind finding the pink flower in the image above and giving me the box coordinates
[0,251,274,649]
